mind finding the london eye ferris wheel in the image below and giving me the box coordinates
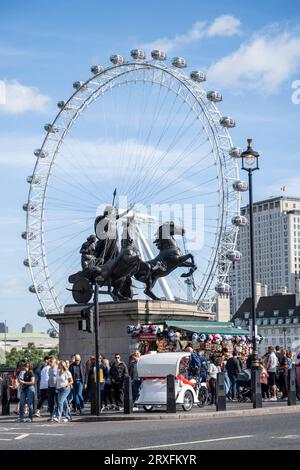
[23,49,247,330]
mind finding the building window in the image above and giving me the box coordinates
[288,309,294,316]
[244,312,250,319]
[273,310,279,317]
[258,311,264,318]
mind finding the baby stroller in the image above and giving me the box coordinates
[237,369,251,402]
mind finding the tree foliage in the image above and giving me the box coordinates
[4,343,59,368]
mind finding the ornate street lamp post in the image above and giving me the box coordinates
[240,138,260,371]
[239,138,262,408]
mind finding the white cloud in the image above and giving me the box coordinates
[140,15,241,54]
[0,80,50,114]
[208,31,300,93]
[206,15,241,37]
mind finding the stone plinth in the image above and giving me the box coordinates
[47,300,212,363]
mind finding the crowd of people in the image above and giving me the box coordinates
[185,344,295,404]
[4,345,299,422]
[7,351,140,423]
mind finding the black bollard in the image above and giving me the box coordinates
[166,374,176,413]
[288,365,296,406]
[1,375,10,416]
[251,369,262,409]
[90,379,97,415]
[124,375,133,414]
[216,372,226,411]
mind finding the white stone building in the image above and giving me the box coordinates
[231,283,300,354]
[230,196,300,313]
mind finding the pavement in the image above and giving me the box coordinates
[1,399,299,423]
[0,410,300,450]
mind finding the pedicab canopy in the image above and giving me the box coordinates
[137,352,190,378]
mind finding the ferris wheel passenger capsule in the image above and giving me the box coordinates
[73,81,85,90]
[23,203,36,212]
[215,282,231,294]
[44,124,59,133]
[220,116,236,128]
[90,65,104,75]
[29,285,44,294]
[233,180,248,192]
[151,50,167,61]
[190,71,206,82]
[130,49,146,60]
[37,308,46,317]
[231,215,248,226]
[207,91,223,102]
[26,175,40,184]
[226,250,242,262]
[172,57,187,68]
[57,101,67,109]
[229,147,242,158]
[34,149,48,158]
[21,231,35,240]
[110,54,124,65]
[23,258,39,267]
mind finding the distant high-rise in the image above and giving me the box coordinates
[0,322,8,333]
[22,323,33,333]
[230,196,300,314]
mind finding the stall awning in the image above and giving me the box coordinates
[165,321,249,336]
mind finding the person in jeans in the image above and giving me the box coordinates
[226,351,242,400]
[35,356,50,417]
[47,357,58,420]
[110,353,128,411]
[17,363,35,423]
[54,361,73,423]
[69,354,86,414]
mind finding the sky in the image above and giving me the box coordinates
[0,0,300,332]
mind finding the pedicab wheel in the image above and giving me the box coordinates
[197,387,209,407]
[143,405,154,412]
[182,391,194,412]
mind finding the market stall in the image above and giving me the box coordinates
[127,320,263,363]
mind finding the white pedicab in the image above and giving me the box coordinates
[135,352,201,412]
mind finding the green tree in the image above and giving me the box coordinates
[5,343,50,368]
[5,347,22,368]
[48,345,59,358]
[21,343,45,367]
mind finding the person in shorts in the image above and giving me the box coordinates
[266,346,278,401]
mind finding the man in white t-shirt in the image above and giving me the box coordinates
[34,357,50,417]
[266,346,278,401]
